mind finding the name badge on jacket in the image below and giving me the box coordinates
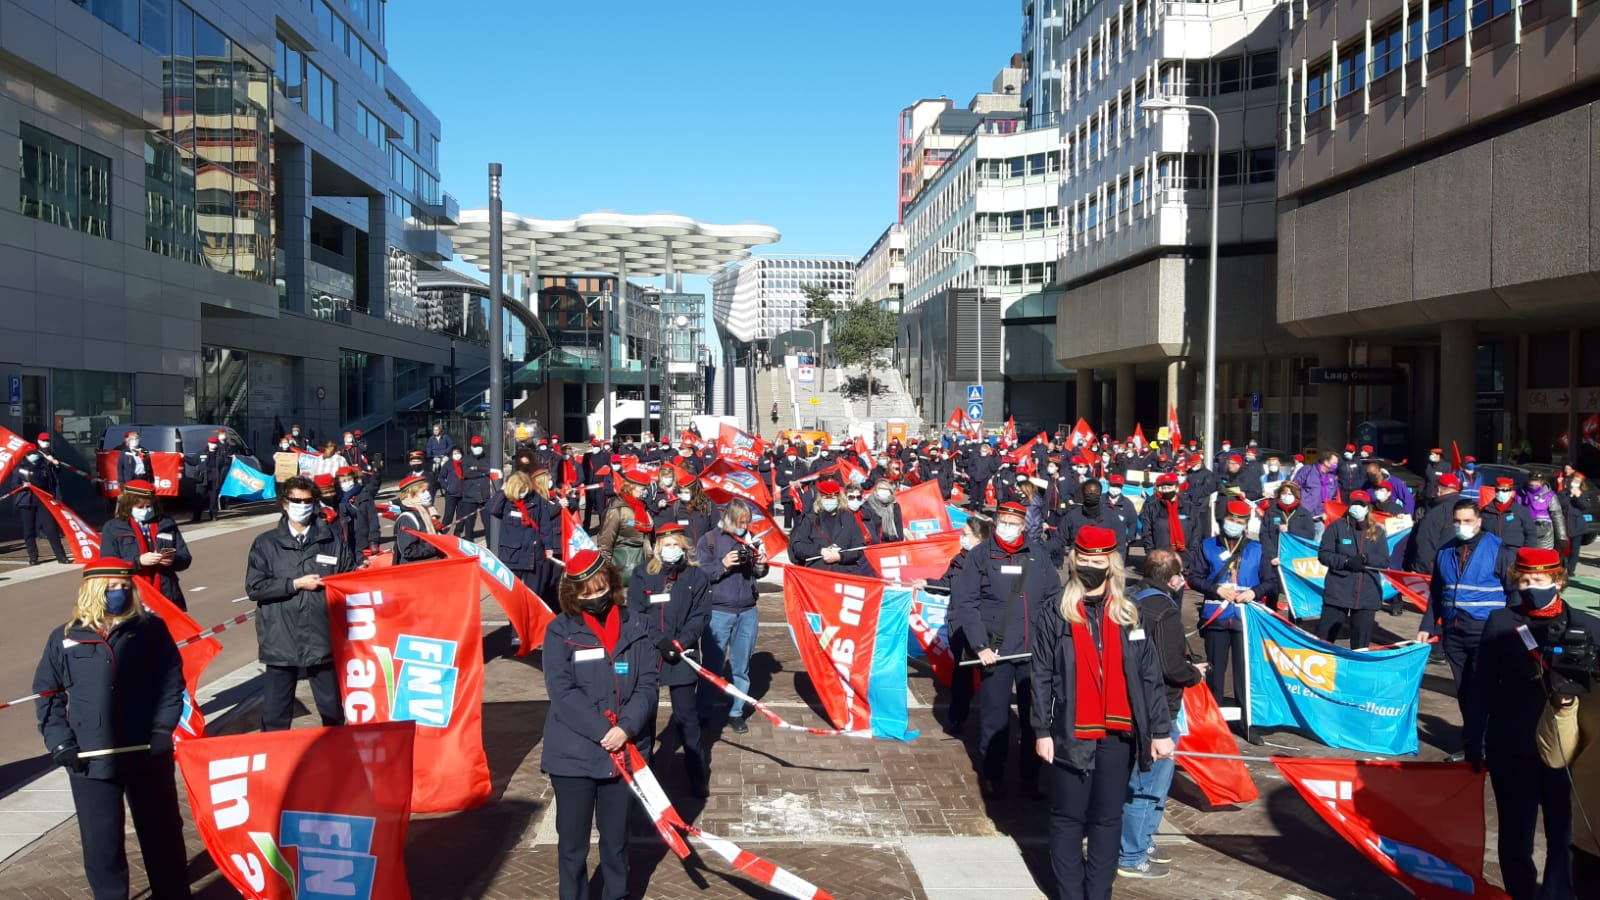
[573,647,605,663]
[1000,565,1023,575]
[315,554,338,565]
[649,593,671,605]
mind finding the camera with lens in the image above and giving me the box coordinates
[734,543,756,569]
[1545,622,1600,697]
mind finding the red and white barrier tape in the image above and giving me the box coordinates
[674,641,871,739]
[175,609,257,647]
[0,690,58,711]
[606,713,833,900]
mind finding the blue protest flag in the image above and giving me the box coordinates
[1276,529,1412,618]
[1242,603,1429,755]
[219,457,276,501]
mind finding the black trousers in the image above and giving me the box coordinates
[1490,761,1573,900]
[20,504,67,563]
[453,501,484,542]
[442,495,461,531]
[69,756,192,900]
[948,632,974,726]
[1439,620,1486,716]
[190,485,218,522]
[976,659,1035,784]
[551,774,631,900]
[664,682,707,789]
[1573,846,1600,900]
[1201,627,1246,708]
[1045,736,1134,900]
[1315,606,1376,650]
[260,663,344,731]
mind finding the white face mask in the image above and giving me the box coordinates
[416,491,433,506]
[339,479,356,492]
[1349,505,1369,522]
[1455,524,1477,541]
[471,447,484,456]
[1222,520,1244,538]
[1279,492,1296,505]
[127,439,140,449]
[37,441,49,450]
[959,532,979,551]
[452,453,463,461]
[132,506,154,523]
[1429,454,1440,463]
[25,452,39,464]
[875,488,892,502]
[995,522,1023,543]
[660,545,685,564]
[281,443,291,450]
[343,436,354,445]
[1375,489,1391,502]
[287,501,317,523]
[1266,464,1279,473]
[1108,486,1122,497]
[677,490,692,503]
[821,499,839,513]
[1495,490,1513,504]
[846,498,863,511]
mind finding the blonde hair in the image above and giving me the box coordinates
[66,578,142,633]
[645,532,693,574]
[530,470,553,501]
[1060,551,1139,627]
[502,471,531,502]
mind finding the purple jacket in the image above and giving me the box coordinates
[1522,485,1558,522]
[1292,464,1338,517]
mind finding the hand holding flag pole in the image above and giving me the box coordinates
[674,642,871,738]
[958,652,1031,667]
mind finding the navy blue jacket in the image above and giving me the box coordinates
[10,454,60,505]
[949,536,1063,657]
[393,509,447,565]
[459,454,493,503]
[1138,494,1199,553]
[426,433,454,460]
[627,561,712,688]
[652,502,719,552]
[1463,604,1600,763]
[115,448,154,488]
[101,516,192,609]
[861,500,905,543]
[541,607,659,779]
[34,614,183,779]
[695,528,768,613]
[1479,500,1536,551]
[245,518,358,666]
[489,494,553,570]
[790,508,874,574]
[1317,516,1390,611]
[1258,503,1317,570]
[442,459,464,498]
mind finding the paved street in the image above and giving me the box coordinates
[0,513,1581,898]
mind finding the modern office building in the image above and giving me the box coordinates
[855,224,906,304]
[0,0,474,481]
[710,255,856,345]
[1050,0,1308,444]
[1277,0,1600,465]
[1019,0,1066,129]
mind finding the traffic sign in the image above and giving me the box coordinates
[809,397,819,406]
[967,385,984,403]
[1250,392,1261,412]
[6,375,19,405]
[966,402,984,421]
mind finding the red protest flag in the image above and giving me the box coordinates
[1450,440,1463,473]
[863,533,963,584]
[1002,417,1017,446]
[896,479,953,539]
[1167,404,1182,447]
[681,429,704,449]
[0,425,36,488]
[1070,418,1095,448]
[406,530,556,654]
[945,407,967,433]
[852,434,875,470]
[1174,684,1257,806]
[782,566,916,739]
[134,577,221,742]
[1380,570,1431,613]
[563,507,600,560]
[177,721,416,900]
[716,423,768,469]
[1274,758,1510,899]
[150,452,183,497]
[701,458,773,510]
[1584,414,1600,449]
[907,591,958,688]
[323,558,491,813]
[1323,498,1348,523]
[747,506,789,560]
[25,485,100,562]
[1132,423,1147,451]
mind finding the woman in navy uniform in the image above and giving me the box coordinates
[950,501,1064,798]
[652,473,720,555]
[8,439,70,564]
[542,549,658,900]
[915,513,993,735]
[1029,526,1173,900]
[627,522,712,797]
[114,430,153,489]
[393,473,447,565]
[860,478,905,543]
[489,471,557,597]
[33,555,190,900]
[1186,500,1276,706]
[101,480,192,611]
[1315,490,1391,649]
[790,479,873,573]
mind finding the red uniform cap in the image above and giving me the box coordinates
[1360,445,1373,453]
[121,480,156,497]
[1464,456,1477,464]
[1156,473,1178,485]
[36,433,49,442]
[336,466,358,477]
[312,474,335,489]
[1226,500,1253,519]
[816,480,842,496]
[1430,448,1443,455]
[997,501,1027,518]
[1438,473,1461,489]
[1344,444,1356,452]
[1293,454,1305,462]
[564,548,607,582]
[655,521,686,538]
[1514,547,1562,573]
[398,473,428,493]
[1348,490,1371,503]
[1108,473,1125,485]
[353,429,363,437]
[1495,477,1516,489]
[623,469,651,486]
[1228,454,1243,464]
[81,555,136,580]
[470,436,485,445]
[408,449,426,461]
[1074,525,1118,555]
[125,431,139,438]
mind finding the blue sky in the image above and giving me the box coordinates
[386,0,1019,305]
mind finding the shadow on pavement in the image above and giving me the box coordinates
[0,753,53,801]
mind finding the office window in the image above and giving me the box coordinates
[1183,61,1208,97]
[1249,50,1278,90]
[1247,147,1275,184]
[1469,0,1513,27]
[1306,65,1330,114]
[356,103,384,146]
[1217,150,1242,187]
[1337,48,1366,97]
[402,111,419,150]
[1371,23,1403,79]
[1407,6,1427,60]
[1027,152,1047,176]
[19,123,111,238]
[1008,156,1026,178]
[78,0,138,37]
[140,0,171,54]
[1132,168,1147,206]
[1427,0,1466,48]
[1214,56,1244,94]
[1028,208,1046,231]
[144,134,177,256]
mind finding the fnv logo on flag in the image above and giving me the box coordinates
[895,480,953,540]
[1273,758,1509,899]
[783,567,918,741]
[176,721,415,900]
[1243,604,1429,755]
[906,587,956,687]
[220,458,276,501]
[406,530,555,655]
[701,458,772,510]
[323,559,491,813]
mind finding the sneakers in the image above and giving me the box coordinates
[728,713,749,735]
[1146,846,1173,865]
[1117,859,1170,880]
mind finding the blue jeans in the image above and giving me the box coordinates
[1119,756,1176,867]
[697,607,760,719]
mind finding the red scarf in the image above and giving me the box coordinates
[622,493,654,534]
[1071,598,1132,740]
[1162,497,1186,552]
[996,530,1025,555]
[562,459,577,486]
[453,458,464,482]
[130,518,163,591]
[513,499,540,533]
[1525,593,1565,619]
[583,605,621,655]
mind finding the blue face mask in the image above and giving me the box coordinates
[105,588,133,616]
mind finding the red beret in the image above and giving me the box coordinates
[997,501,1027,517]
[623,469,651,486]
[125,430,139,438]
[81,555,136,579]
[398,473,428,493]
[1360,445,1373,453]
[1226,500,1253,518]
[122,480,156,497]
[1463,456,1476,463]
[817,480,842,496]
[1344,444,1356,451]
[470,436,485,445]
[1108,473,1125,485]
[564,548,607,582]
[1348,490,1370,503]
[336,466,358,477]
[1438,473,1461,489]
[1156,473,1178,485]
[312,474,335,488]
[1294,454,1305,462]
[1495,477,1515,489]
[353,429,363,437]
[1228,454,1243,464]
[1430,448,1443,455]
[1514,547,1562,573]
[1074,525,1118,555]
[36,433,49,441]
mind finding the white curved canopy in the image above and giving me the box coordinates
[446,210,781,276]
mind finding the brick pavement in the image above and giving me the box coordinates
[0,569,1554,899]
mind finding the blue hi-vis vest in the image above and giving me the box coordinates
[1436,533,1507,622]
[1199,536,1263,627]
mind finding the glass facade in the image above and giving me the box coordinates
[51,368,134,456]
[18,123,112,237]
[196,345,249,431]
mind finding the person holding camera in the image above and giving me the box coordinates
[694,499,768,734]
[1537,642,1600,896]
[1464,547,1598,900]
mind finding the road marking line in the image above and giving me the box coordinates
[190,586,208,592]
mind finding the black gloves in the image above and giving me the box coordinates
[150,731,175,757]
[1345,554,1369,572]
[52,741,85,773]
[657,638,682,665]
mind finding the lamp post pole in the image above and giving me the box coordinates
[487,163,504,549]
[1142,97,1220,476]
[600,291,612,442]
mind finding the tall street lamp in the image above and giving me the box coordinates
[487,163,504,548]
[937,246,985,414]
[1142,96,1220,477]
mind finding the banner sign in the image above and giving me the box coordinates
[220,458,277,501]
[716,423,768,470]
[95,449,183,497]
[897,480,954,540]
[406,530,555,655]
[26,485,100,562]
[323,558,491,813]
[863,534,962,585]
[1276,531,1411,619]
